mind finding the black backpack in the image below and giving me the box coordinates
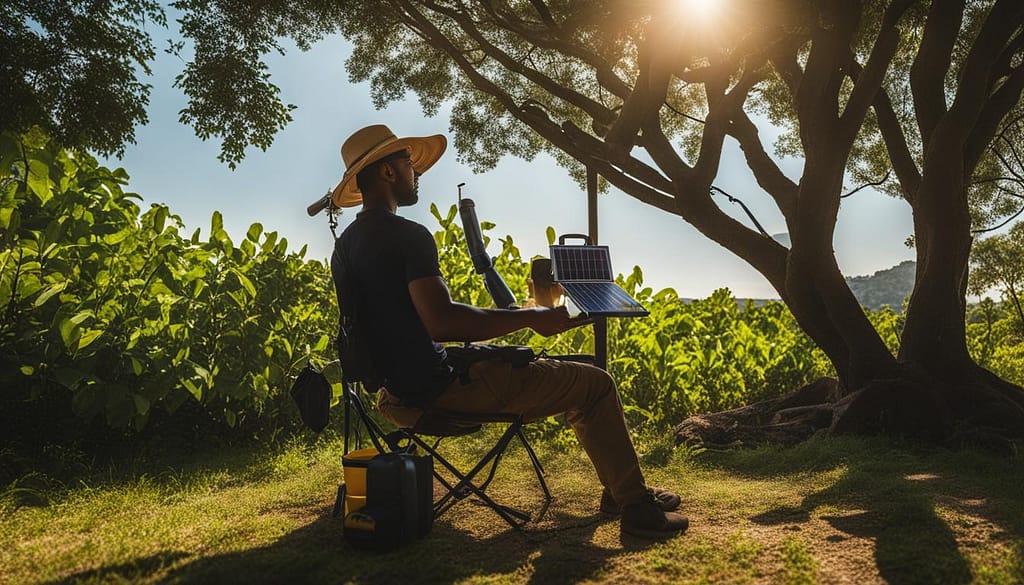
[340,452,433,551]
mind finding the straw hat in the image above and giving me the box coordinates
[331,124,447,208]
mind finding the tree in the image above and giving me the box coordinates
[173,0,1024,443]
[970,221,1024,331]
[0,1,166,156]
[6,1,1024,443]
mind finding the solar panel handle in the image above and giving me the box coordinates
[558,233,592,246]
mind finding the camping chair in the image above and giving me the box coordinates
[335,371,552,530]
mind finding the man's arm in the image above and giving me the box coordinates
[408,276,584,342]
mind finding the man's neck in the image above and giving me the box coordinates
[360,195,397,215]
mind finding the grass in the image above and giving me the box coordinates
[1,433,1023,584]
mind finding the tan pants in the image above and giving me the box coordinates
[378,358,648,507]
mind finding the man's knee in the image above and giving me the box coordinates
[574,363,618,407]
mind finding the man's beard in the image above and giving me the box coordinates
[397,183,419,207]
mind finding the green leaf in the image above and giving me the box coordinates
[153,206,169,233]
[225,409,237,428]
[104,228,131,245]
[246,222,264,242]
[59,318,81,350]
[19,365,34,376]
[77,328,104,351]
[211,210,224,234]
[70,310,94,325]
[546,226,556,245]
[312,333,330,352]
[27,159,52,204]
[34,281,67,307]
[261,231,278,252]
[231,268,257,298]
[133,394,151,416]
[54,366,87,389]
[16,274,43,301]
[181,378,202,400]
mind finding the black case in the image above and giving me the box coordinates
[343,453,433,550]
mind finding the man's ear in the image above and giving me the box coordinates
[379,161,396,183]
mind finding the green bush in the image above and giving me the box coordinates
[0,131,335,440]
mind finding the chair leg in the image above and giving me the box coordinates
[517,428,552,502]
[408,421,546,530]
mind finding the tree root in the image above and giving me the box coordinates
[674,374,1024,453]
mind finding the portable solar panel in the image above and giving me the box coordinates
[549,245,649,317]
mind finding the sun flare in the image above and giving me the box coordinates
[676,0,724,22]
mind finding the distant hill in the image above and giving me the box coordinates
[678,260,917,311]
[845,260,916,310]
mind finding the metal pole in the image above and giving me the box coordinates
[587,167,608,371]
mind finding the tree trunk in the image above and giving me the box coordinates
[677,137,1024,451]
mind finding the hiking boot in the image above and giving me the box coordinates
[600,485,681,515]
[620,494,689,539]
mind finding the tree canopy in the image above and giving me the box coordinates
[970,221,1024,329]
[0,1,165,156]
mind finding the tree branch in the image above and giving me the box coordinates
[603,23,675,157]
[948,0,1024,138]
[424,0,617,127]
[797,0,859,141]
[558,118,678,197]
[638,114,692,185]
[845,59,921,202]
[527,0,556,29]
[474,1,633,100]
[966,65,1024,172]
[841,170,891,198]
[972,203,1024,234]
[839,0,913,141]
[726,107,798,217]
[391,1,678,215]
[910,0,964,146]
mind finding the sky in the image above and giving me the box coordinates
[106,29,916,300]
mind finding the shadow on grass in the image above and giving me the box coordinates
[711,436,1024,585]
[46,506,628,585]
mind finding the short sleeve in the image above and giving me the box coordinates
[403,223,442,283]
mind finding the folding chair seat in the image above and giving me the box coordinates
[339,380,552,530]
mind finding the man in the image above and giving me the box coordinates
[329,124,689,539]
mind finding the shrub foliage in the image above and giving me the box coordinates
[1,131,335,436]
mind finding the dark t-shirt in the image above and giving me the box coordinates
[331,208,453,406]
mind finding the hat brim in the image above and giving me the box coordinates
[331,134,447,208]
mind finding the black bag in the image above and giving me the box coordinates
[446,343,538,383]
[289,363,331,432]
[343,452,433,551]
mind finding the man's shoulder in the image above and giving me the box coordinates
[341,211,432,247]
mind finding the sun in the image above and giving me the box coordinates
[675,0,725,22]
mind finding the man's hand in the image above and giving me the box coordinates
[528,306,592,337]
